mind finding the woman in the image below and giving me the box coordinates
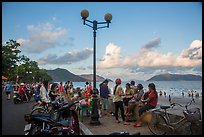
[40,80,50,103]
[113,78,129,125]
[126,83,144,118]
[133,83,158,127]
[49,83,59,102]
[123,83,134,116]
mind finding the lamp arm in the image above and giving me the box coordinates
[97,21,108,24]
[97,26,108,29]
[85,23,93,29]
[85,19,93,23]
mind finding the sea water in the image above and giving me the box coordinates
[55,81,202,99]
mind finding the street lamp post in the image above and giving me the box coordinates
[81,9,112,125]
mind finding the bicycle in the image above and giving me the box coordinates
[148,96,201,135]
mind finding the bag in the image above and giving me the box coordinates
[183,108,201,122]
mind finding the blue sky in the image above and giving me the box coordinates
[2,2,202,81]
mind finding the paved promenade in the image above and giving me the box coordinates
[80,95,202,135]
[80,113,152,135]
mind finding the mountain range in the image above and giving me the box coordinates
[46,68,106,82]
[46,68,202,82]
[147,73,202,81]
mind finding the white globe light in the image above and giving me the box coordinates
[81,9,89,19]
[104,13,112,22]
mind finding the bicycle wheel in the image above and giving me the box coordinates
[148,112,167,135]
[31,107,46,115]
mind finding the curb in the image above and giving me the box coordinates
[79,121,94,135]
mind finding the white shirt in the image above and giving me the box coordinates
[40,86,50,103]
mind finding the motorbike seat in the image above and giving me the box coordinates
[32,113,51,118]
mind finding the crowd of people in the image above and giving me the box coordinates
[98,78,158,127]
[3,78,159,128]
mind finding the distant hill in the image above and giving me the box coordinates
[46,68,87,82]
[80,74,105,82]
[147,73,202,81]
[45,68,106,82]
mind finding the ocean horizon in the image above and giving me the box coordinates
[54,81,202,99]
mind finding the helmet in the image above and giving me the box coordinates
[20,83,25,86]
[115,78,121,84]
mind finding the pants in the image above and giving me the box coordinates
[114,101,125,121]
[101,98,109,110]
[139,104,155,116]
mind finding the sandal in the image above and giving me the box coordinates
[133,123,142,127]
[123,122,130,125]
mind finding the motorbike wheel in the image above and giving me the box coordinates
[13,98,17,104]
[69,110,80,135]
[28,123,43,135]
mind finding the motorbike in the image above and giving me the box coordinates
[13,90,29,104]
[13,91,22,104]
[24,100,80,135]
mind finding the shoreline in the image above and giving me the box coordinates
[157,95,202,117]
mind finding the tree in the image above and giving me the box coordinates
[2,40,21,81]
[2,39,52,82]
[16,56,52,83]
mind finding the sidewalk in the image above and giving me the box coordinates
[79,96,202,135]
[80,113,153,135]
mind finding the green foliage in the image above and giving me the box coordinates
[2,39,52,83]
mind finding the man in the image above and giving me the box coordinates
[130,80,137,94]
[99,79,110,116]
[4,81,13,100]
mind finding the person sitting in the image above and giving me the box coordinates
[133,83,158,127]
[34,84,42,104]
[126,84,144,120]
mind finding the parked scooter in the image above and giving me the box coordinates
[24,100,80,135]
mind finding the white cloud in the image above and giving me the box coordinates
[16,22,67,53]
[96,39,202,80]
[180,40,202,60]
[38,48,93,65]
[122,39,202,68]
[97,43,122,69]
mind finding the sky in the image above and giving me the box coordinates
[2,2,202,81]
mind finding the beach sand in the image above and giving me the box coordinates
[157,95,202,117]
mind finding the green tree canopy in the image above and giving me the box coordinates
[2,39,52,83]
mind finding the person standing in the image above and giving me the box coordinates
[4,81,13,100]
[130,80,137,94]
[85,82,92,98]
[58,82,64,96]
[49,83,59,102]
[123,83,134,115]
[99,79,110,116]
[113,78,129,125]
[40,80,50,103]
